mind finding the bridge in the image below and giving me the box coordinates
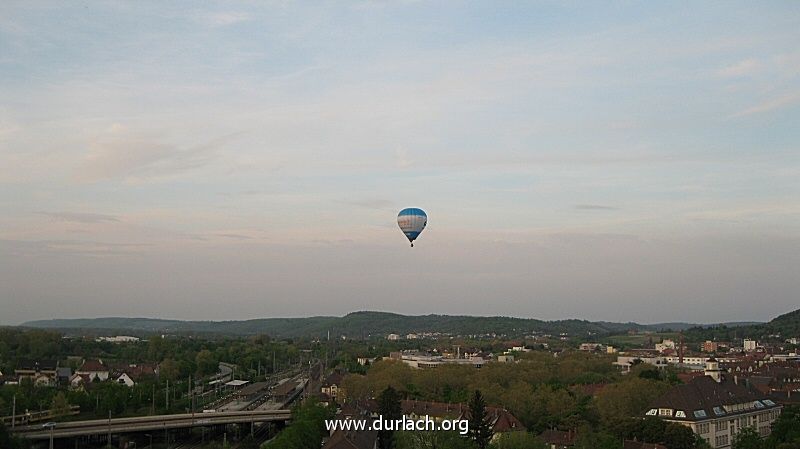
[11,410,292,440]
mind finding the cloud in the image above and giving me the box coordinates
[717,59,761,78]
[73,127,241,183]
[730,91,800,117]
[38,211,120,223]
[0,239,148,257]
[196,11,252,27]
[574,204,618,210]
[216,233,254,240]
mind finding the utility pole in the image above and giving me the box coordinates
[11,394,15,430]
[166,379,169,410]
[188,375,192,412]
[107,409,112,447]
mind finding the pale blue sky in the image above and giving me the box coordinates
[1,1,799,325]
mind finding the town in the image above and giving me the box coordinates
[1,309,799,449]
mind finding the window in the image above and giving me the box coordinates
[694,410,707,418]
[697,423,710,433]
[676,410,686,418]
[659,408,673,417]
[763,399,776,406]
[715,421,728,432]
[713,406,726,416]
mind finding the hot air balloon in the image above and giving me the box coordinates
[397,208,427,247]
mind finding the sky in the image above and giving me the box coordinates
[1,1,799,325]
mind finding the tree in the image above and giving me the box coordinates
[50,392,71,417]
[378,386,403,449]
[263,400,334,449]
[732,427,763,449]
[469,390,493,449]
[662,422,700,449]
[0,421,30,449]
[395,430,476,449]
[195,350,217,376]
[490,431,546,449]
[768,406,800,448]
[159,358,181,381]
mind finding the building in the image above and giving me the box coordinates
[655,340,676,352]
[744,339,758,352]
[645,359,782,448]
[703,341,719,353]
[77,359,110,381]
[387,334,400,341]
[15,359,58,386]
[391,351,488,369]
[96,336,140,343]
[321,371,346,403]
[111,363,158,387]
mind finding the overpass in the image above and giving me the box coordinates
[11,410,291,440]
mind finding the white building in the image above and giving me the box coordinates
[96,336,140,343]
[743,339,758,352]
[395,353,486,369]
[655,339,676,352]
[387,334,400,341]
[646,359,782,448]
[76,359,110,381]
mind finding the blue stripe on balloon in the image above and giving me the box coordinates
[398,208,426,217]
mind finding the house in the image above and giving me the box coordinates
[323,429,378,449]
[69,373,93,390]
[56,367,72,385]
[645,358,782,448]
[15,359,58,385]
[114,372,136,387]
[76,359,109,381]
[497,354,515,363]
[322,372,346,402]
[111,363,158,387]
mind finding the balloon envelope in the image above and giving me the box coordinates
[397,208,427,245]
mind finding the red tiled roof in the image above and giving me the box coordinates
[79,359,107,372]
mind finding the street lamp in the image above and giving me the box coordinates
[42,421,57,449]
[144,433,153,449]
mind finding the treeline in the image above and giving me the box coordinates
[683,308,800,343]
[341,352,710,449]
